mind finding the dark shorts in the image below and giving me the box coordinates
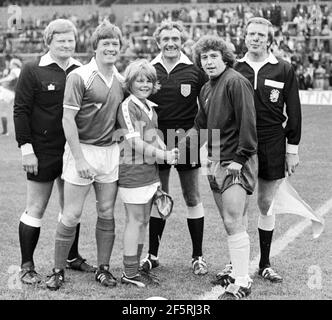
[27,153,63,182]
[158,126,201,172]
[207,155,258,195]
[258,133,286,180]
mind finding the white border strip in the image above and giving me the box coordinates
[198,197,332,300]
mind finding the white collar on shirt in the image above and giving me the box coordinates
[237,52,278,90]
[39,52,82,69]
[129,94,157,120]
[151,51,193,73]
[237,51,278,65]
[87,57,123,88]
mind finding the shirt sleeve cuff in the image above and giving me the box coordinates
[125,132,140,140]
[64,104,80,110]
[21,143,34,156]
[286,144,298,154]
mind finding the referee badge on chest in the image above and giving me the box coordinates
[270,89,280,103]
[48,83,55,91]
[180,84,191,97]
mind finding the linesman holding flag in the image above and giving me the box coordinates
[215,17,302,284]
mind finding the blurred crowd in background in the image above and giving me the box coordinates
[1,1,332,90]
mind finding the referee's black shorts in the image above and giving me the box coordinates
[27,153,63,182]
[158,126,201,172]
[257,130,286,181]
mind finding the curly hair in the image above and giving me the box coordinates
[153,20,189,44]
[193,35,236,68]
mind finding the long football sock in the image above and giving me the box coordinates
[227,231,250,287]
[186,203,204,258]
[137,244,144,264]
[19,211,41,268]
[258,214,275,269]
[187,217,204,257]
[54,222,76,270]
[258,229,274,269]
[67,223,81,260]
[95,217,115,266]
[148,217,166,257]
[124,255,139,278]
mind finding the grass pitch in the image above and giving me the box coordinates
[0,105,331,300]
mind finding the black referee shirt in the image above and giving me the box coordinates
[150,52,208,131]
[14,55,80,155]
[235,53,301,146]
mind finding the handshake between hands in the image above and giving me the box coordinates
[75,147,180,180]
[164,148,179,165]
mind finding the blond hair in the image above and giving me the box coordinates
[245,17,274,47]
[43,19,77,46]
[123,59,160,95]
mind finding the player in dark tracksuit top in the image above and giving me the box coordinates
[219,17,302,283]
[185,35,257,299]
[141,21,209,275]
[13,19,95,285]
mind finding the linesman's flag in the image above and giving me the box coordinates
[267,178,324,238]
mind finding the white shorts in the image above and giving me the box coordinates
[62,142,119,186]
[119,182,160,204]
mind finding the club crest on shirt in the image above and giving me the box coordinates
[180,84,191,97]
[270,89,280,103]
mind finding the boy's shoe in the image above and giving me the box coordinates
[46,269,65,291]
[192,256,208,275]
[218,282,252,300]
[211,263,234,286]
[121,271,160,288]
[258,267,283,283]
[20,265,42,285]
[95,264,117,287]
[211,274,235,287]
[141,254,159,272]
[139,267,160,286]
[121,273,147,288]
[66,255,97,273]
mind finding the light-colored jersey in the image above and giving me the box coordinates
[64,58,124,146]
[116,94,160,188]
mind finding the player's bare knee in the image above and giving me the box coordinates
[257,196,273,215]
[223,214,245,235]
[182,191,200,207]
[26,204,47,219]
[96,202,114,220]
[61,213,80,227]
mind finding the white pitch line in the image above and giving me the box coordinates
[198,197,332,300]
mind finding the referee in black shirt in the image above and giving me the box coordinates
[141,21,209,275]
[14,19,95,285]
